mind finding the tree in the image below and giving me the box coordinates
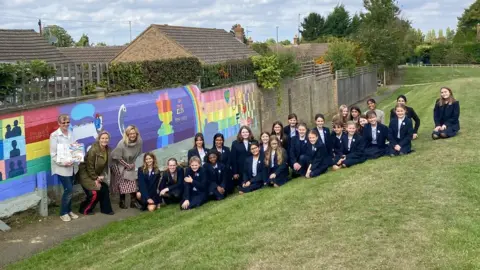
[425,29,436,43]
[42,25,74,47]
[95,42,107,47]
[324,38,357,73]
[457,0,480,30]
[76,34,90,47]
[265,38,277,45]
[438,29,444,38]
[357,0,408,69]
[324,4,351,37]
[446,27,455,42]
[347,13,362,36]
[251,42,272,56]
[230,24,248,44]
[300,12,325,41]
[280,39,291,45]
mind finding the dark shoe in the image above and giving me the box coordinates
[103,211,114,215]
[119,200,128,209]
[131,200,142,209]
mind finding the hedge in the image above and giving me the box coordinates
[200,59,255,89]
[426,43,480,64]
[107,57,202,92]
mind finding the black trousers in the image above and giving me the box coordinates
[79,182,113,215]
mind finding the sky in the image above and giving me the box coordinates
[0,0,474,46]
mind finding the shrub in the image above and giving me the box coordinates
[200,59,255,88]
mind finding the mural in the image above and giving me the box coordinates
[0,83,258,202]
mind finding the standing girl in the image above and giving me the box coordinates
[159,158,185,204]
[230,126,254,187]
[313,114,331,154]
[111,125,143,209]
[389,95,420,139]
[271,121,288,149]
[388,104,414,156]
[259,132,270,160]
[332,121,366,171]
[239,141,265,194]
[349,106,362,131]
[432,87,460,139]
[304,130,331,178]
[49,114,79,222]
[136,152,161,212]
[78,131,114,216]
[363,111,389,159]
[212,133,230,168]
[181,156,208,210]
[188,133,208,165]
[204,150,227,200]
[264,136,289,187]
[283,113,298,138]
[332,104,349,130]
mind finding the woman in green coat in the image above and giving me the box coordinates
[78,131,114,215]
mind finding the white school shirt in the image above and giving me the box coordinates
[50,128,78,177]
[348,136,353,151]
[243,140,249,151]
[317,127,325,144]
[252,157,258,177]
[198,148,206,164]
[290,128,296,138]
[270,150,276,168]
[397,117,405,139]
[371,125,378,144]
[298,136,306,142]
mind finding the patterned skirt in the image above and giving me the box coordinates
[110,165,138,194]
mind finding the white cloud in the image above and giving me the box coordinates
[0,0,474,45]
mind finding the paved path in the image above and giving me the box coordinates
[0,203,139,268]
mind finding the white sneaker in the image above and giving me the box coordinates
[60,214,72,222]
[68,212,79,220]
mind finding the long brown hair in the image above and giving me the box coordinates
[142,152,160,174]
[193,133,205,149]
[437,86,456,106]
[264,135,284,167]
[236,125,254,142]
[271,121,285,141]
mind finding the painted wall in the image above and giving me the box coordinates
[0,83,258,203]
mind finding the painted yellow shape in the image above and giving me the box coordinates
[26,139,50,161]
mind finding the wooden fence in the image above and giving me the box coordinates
[0,62,108,110]
[336,65,378,106]
[296,60,331,79]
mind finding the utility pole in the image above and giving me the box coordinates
[38,19,42,35]
[129,20,132,42]
[298,14,301,42]
[276,26,279,43]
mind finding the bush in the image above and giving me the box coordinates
[324,38,357,73]
[107,57,202,92]
[200,59,255,88]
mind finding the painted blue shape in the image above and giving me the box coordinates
[36,171,48,190]
[5,155,27,179]
[70,104,95,121]
[203,120,219,146]
[0,140,4,161]
[0,174,36,202]
[3,137,26,160]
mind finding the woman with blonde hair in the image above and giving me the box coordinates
[77,131,114,215]
[111,125,143,209]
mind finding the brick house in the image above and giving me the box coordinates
[59,46,126,63]
[0,29,71,64]
[113,24,257,64]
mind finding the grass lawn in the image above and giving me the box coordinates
[7,67,480,270]
[402,66,480,85]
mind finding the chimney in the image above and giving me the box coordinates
[38,19,42,35]
[293,34,299,45]
[248,37,253,45]
[234,24,244,41]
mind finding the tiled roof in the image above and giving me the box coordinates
[59,46,126,63]
[153,24,258,64]
[0,29,71,64]
[269,43,329,59]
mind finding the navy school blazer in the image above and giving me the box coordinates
[137,167,162,201]
[213,146,231,168]
[338,133,366,159]
[187,147,209,164]
[183,167,208,201]
[159,167,185,196]
[265,148,289,181]
[433,100,460,131]
[362,123,389,148]
[203,163,228,189]
[304,140,331,172]
[388,117,414,149]
[289,135,309,165]
[390,106,420,134]
[242,156,266,186]
[329,131,344,157]
[230,140,252,176]
[314,127,332,156]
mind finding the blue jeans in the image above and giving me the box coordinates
[58,175,74,216]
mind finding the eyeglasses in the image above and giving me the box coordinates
[62,121,70,125]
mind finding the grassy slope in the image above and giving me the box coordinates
[8,68,480,270]
[403,66,480,85]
